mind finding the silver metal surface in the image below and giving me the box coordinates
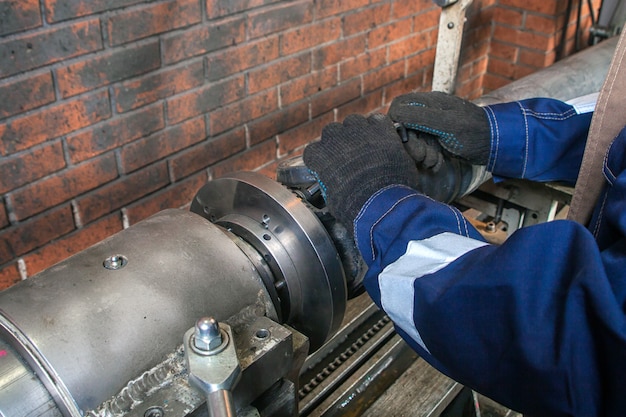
[191,171,347,351]
[185,320,240,417]
[193,317,224,352]
[206,390,237,417]
[0,209,276,414]
[0,338,62,417]
[475,35,618,105]
[432,0,474,93]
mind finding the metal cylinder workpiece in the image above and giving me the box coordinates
[0,209,276,416]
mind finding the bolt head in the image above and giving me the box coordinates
[194,317,223,351]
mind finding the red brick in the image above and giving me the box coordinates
[0,200,7,228]
[413,8,440,30]
[518,48,556,68]
[493,6,524,28]
[258,159,281,179]
[524,13,560,34]
[169,127,246,181]
[392,0,434,20]
[482,73,511,92]
[455,74,484,99]
[23,214,123,276]
[340,49,387,82]
[363,61,405,93]
[9,153,118,221]
[114,61,204,113]
[76,163,170,224]
[210,140,276,179]
[487,57,517,79]
[315,0,370,19]
[162,16,246,64]
[313,35,366,70]
[343,4,391,37]
[406,48,436,76]
[206,0,282,19]
[120,117,206,173]
[280,67,338,106]
[124,173,208,225]
[488,56,537,81]
[248,1,313,40]
[281,18,342,56]
[464,25,492,52]
[0,263,21,291]
[466,1,495,27]
[167,76,245,125]
[368,19,413,49]
[489,41,519,61]
[0,19,102,79]
[384,73,427,106]
[460,39,490,68]
[0,91,111,156]
[388,31,432,63]
[277,112,334,155]
[247,102,309,146]
[0,0,41,36]
[498,0,566,15]
[456,63,472,86]
[493,25,555,51]
[311,78,362,117]
[336,90,384,120]
[44,0,146,23]
[209,90,279,135]
[249,53,311,94]
[471,56,489,78]
[67,104,165,163]
[107,0,201,46]
[0,205,75,263]
[56,41,160,98]
[0,71,55,119]
[207,37,280,81]
[0,141,66,194]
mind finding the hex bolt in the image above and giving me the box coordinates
[194,317,223,351]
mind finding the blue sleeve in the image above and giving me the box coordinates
[484,98,593,184]
[354,184,626,416]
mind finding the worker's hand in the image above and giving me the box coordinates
[402,129,444,172]
[389,91,491,165]
[303,114,418,230]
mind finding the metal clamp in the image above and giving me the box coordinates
[184,317,241,417]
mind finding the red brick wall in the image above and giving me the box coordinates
[0,0,601,289]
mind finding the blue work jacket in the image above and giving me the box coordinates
[354,97,626,416]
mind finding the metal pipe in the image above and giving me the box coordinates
[206,390,237,417]
[0,209,277,415]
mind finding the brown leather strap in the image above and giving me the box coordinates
[568,30,626,225]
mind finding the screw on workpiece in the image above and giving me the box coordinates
[103,254,127,270]
[194,317,223,351]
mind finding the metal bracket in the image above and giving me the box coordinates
[432,0,474,93]
[184,318,241,417]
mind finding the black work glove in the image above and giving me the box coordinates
[402,129,444,172]
[389,91,491,165]
[303,114,418,230]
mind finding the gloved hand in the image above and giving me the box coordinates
[402,129,444,172]
[389,91,491,165]
[303,114,418,229]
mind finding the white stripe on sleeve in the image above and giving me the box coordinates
[379,232,489,353]
[565,92,598,114]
